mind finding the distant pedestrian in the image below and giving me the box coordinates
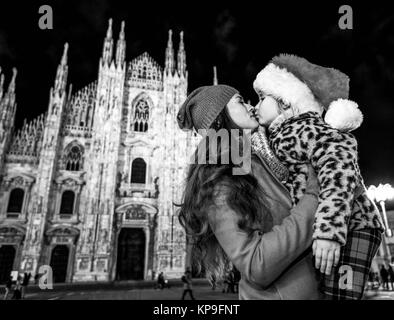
[222,272,229,293]
[11,276,22,300]
[208,274,216,290]
[387,265,394,291]
[228,270,235,293]
[380,265,389,290]
[3,276,13,300]
[221,274,227,293]
[367,271,374,290]
[374,272,379,289]
[373,272,380,289]
[21,272,31,299]
[233,268,241,294]
[157,272,165,290]
[34,273,40,285]
[181,269,195,300]
[225,270,236,293]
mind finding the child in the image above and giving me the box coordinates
[252,54,385,300]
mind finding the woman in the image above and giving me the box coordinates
[177,85,322,299]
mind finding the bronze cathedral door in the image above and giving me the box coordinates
[116,228,145,280]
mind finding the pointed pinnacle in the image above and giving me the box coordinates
[107,18,113,38]
[167,29,173,47]
[61,43,69,65]
[213,66,218,85]
[179,31,184,49]
[0,72,4,95]
[120,21,125,40]
[8,68,17,92]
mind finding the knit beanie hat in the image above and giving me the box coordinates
[177,85,239,132]
[253,54,363,132]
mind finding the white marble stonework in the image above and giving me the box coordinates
[0,19,200,282]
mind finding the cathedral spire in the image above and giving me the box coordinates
[54,43,69,93]
[177,31,186,77]
[115,21,126,68]
[8,68,17,94]
[67,83,73,105]
[0,67,5,101]
[0,67,17,171]
[165,29,175,75]
[0,68,17,133]
[5,68,17,109]
[102,18,114,65]
[61,42,68,66]
[213,66,218,85]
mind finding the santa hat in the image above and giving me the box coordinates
[253,54,363,132]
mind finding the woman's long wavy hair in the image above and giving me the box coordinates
[177,109,271,280]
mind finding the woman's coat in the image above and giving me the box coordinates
[207,153,323,299]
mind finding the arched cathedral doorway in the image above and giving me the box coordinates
[50,245,69,283]
[0,245,16,284]
[116,228,145,280]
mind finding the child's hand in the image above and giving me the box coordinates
[312,239,341,275]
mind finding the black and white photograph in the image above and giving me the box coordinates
[0,0,394,307]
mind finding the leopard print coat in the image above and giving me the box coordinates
[268,111,384,246]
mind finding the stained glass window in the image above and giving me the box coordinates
[133,99,149,132]
[65,145,83,171]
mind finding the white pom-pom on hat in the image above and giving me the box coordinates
[324,98,363,132]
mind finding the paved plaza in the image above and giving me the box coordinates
[2,283,392,300]
[21,284,238,300]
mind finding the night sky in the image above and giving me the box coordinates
[0,0,393,192]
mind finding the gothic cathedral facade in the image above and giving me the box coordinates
[0,19,200,283]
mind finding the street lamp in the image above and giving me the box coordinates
[367,184,394,238]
